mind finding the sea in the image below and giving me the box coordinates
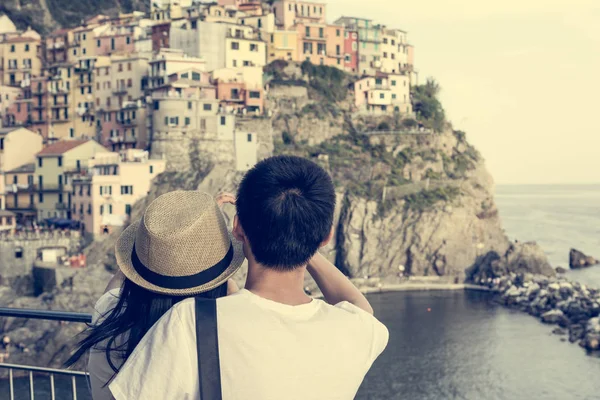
[3,185,600,399]
[356,184,600,400]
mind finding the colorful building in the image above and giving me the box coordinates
[295,22,344,68]
[148,49,206,89]
[267,30,299,62]
[71,149,165,236]
[0,29,43,87]
[35,140,109,221]
[353,73,412,115]
[272,0,327,29]
[343,28,358,73]
[225,26,267,69]
[0,127,43,172]
[4,163,36,224]
[335,17,382,76]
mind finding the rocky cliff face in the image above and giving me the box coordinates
[0,75,556,368]
[1,0,146,34]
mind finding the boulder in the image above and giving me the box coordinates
[555,266,568,274]
[541,309,568,325]
[569,323,586,343]
[569,249,599,269]
[552,327,567,335]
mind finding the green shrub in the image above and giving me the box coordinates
[411,79,446,132]
[405,186,460,211]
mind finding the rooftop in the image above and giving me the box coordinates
[6,163,35,174]
[36,140,90,157]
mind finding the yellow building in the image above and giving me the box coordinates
[0,127,44,173]
[267,30,299,62]
[0,31,43,87]
[35,140,109,221]
[225,26,267,69]
[380,28,410,75]
[4,163,36,224]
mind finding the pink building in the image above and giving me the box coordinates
[343,29,358,73]
[295,22,345,69]
[71,149,165,237]
[95,28,135,56]
[215,80,264,114]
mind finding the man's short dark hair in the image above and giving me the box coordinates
[236,155,336,270]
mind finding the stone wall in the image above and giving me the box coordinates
[0,231,82,280]
[236,117,274,161]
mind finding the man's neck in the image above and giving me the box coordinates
[244,258,312,306]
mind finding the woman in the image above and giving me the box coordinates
[66,191,244,400]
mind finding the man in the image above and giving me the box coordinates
[109,155,389,400]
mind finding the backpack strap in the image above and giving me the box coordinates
[195,297,222,400]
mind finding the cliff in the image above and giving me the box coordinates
[0,0,145,34]
[0,63,555,368]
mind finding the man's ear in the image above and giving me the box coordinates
[319,227,334,248]
[232,215,246,242]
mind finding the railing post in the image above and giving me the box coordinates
[50,373,55,400]
[71,375,78,400]
[29,371,35,400]
[9,368,14,400]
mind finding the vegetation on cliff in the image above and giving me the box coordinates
[1,0,145,34]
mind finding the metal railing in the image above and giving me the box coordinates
[0,308,92,400]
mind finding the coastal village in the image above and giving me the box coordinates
[0,0,418,287]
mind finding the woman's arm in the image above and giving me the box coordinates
[307,252,374,314]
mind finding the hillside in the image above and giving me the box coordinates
[0,62,555,369]
[0,0,145,34]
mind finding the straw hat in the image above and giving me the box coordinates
[115,191,245,296]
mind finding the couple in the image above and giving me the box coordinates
[67,155,389,399]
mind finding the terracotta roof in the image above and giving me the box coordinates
[37,140,90,156]
[2,36,38,43]
[49,28,71,37]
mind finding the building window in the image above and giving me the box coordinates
[250,43,258,52]
[97,39,101,47]
[15,247,23,259]
[231,42,240,50]
[127,79,132,88]
[118,64,123,72]
[247,133,252,142]
[87,204,92,214]
[305,27,310,37]
[10,45,15,52]
[38,157,42,167]
[125,204,132,216]
[249,91,260,99]
[185,117,190,126]
[220,116,226,126]
[70,128,74,137]
[121,185,133,195]
[149,165,154,174]
[126,36,131,45]
[392,94,397,99]
[192,72,200,81]
[319,28,324,38]
[58,157,63,167]
[391,80,397,86]
[201,119,206,130]
[154,101,160,110]
[25,44,30,52]
[100,205,104,215]
[39,193,44,203]
[380,93,385,99]
[203,103,212,111]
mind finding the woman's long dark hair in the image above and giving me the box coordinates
[65,277,227,377]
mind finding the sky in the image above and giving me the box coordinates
[324,0,600,184]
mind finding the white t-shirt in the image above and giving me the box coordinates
[110,289,389,400]
[88,288,124,400]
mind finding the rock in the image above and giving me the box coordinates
[555,266,567,274]
[569,323,586,343]
[541,309,568,325]
[569,249,599,269]
[525,282,541,299]
[552,327,567,335]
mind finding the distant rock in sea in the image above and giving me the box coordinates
[569,249,599,269]
[556,266,568,274]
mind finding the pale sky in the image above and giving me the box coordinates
[325,0,600,184]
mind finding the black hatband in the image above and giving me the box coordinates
[131,243,234,290]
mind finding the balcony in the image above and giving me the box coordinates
[5,184,36,193]
[305,34,327,42]
[33,103,45,109]
[113,86,128,95]
[55,202,70,210]
[109,134,137,144]
[38,184,64,192]
[117,118,137,127]
[51,103,69,108]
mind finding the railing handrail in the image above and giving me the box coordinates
[0,308,92,323]
[0,363,88,377]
